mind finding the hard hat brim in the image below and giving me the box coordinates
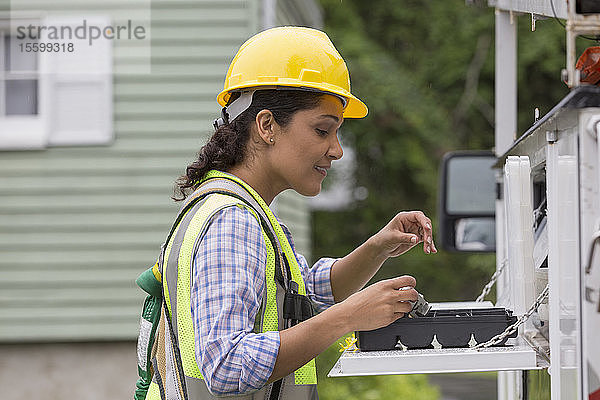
[343,95,369,119]
[217,83,368,119]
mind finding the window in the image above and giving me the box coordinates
[0,16,113,150]
[0,18,47,149]
[1,33,39,116]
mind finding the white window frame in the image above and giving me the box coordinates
[0,14,113,150]
[0,16,48,150]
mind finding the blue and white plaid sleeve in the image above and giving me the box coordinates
[279,223,337,312]
[191,205,280,396]
[295,253,337,312]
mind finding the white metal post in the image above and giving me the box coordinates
[495,9,517,157]
[495,9,519,400]
[546,135,582,400]
[578,112,600,400]
[263,0,276,29]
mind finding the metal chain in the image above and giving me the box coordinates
[472,283,549,349]
[475,259,508,303]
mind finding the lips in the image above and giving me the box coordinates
[314,165,328,177]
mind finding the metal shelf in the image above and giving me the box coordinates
[328,345,539,377]
[427,301,494,310]
[491,0,567,19]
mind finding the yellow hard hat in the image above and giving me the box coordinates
[217,26,368,119]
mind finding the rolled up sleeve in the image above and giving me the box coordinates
[295,254,337,313]
[278,223,337,312]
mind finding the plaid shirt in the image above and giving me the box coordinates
[191,204,336,395]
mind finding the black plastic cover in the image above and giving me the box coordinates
[577,0,600,13]
[357,307,518,351]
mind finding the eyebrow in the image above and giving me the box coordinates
[319,114,341,123]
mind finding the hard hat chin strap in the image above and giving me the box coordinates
[213,90,255,131]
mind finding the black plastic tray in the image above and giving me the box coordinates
[357,307,518,351]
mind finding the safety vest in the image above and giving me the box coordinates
[141,170,318,400]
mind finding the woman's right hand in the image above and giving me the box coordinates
[270,275,418,383]
[337,275,418,332]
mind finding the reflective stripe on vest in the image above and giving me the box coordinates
[150,171,317,400]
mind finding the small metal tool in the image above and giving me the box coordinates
[409,292,431,317]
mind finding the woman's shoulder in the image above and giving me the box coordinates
[195,198,268,264]
[202,198,263,235]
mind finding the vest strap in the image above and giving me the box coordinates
[155,171,317,399]
[198,178,290,289]
[164,195,211,333]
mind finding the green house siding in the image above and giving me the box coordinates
[0,0,320,341]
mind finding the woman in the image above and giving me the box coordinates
[146,27,437,400]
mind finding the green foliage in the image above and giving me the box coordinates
[316,336,440,400]
[528,370,551,400]
[313,1,571,397]
[314,0,569,302]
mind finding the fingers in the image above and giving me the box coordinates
[386,275,417,290]
[396,231,420,245]
[398,283,418,297]
[393,301,414,315]
[412,211,435,254]
[398,211,437,254]
[393,288,418,317]
[349,277,419,331]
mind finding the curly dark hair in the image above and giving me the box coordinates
[173,89,325,200]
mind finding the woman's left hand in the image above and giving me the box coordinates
[370,211,437,258]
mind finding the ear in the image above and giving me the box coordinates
[254,109,277,145]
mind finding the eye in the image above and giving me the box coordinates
[315,128,328,136]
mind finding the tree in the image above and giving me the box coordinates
[314,0,569,302]
[314,1,568,397]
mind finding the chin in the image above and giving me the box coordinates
[296,183,322,197]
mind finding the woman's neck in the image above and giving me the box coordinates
[226,164,283,205]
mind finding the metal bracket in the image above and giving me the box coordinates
[585,230,600,274]
[586,115,600,139]
[546,130,558,143]
[566,16,600,87]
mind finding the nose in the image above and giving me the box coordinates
[328,133,343,160]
